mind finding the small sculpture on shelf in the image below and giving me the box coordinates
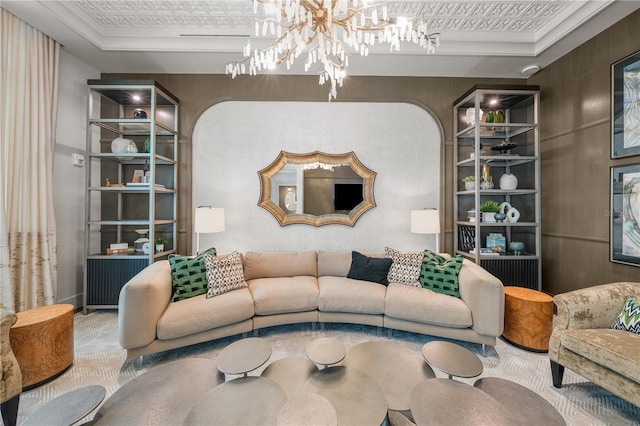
[510,241,525,255]
[491,140,517,155]
[105,178,124,187]
[499,202,520,223]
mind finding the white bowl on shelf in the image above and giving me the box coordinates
[111,138,136,154]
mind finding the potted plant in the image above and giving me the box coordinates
[155,237,167,253]
[479,200,500,223]
[462,176,475,191]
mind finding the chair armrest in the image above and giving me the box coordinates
[118,260,172,350]
[458,260,505,337]
[552,282,640,331]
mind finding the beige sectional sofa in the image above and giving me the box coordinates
[119,251,505,359]
[550,282,640,407]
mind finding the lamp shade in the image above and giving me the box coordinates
[194,207,225,234]
[411,209,440,234]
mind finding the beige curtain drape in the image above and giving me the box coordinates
[1,9,60,312]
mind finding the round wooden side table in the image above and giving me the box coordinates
[503,286,553,352]
[9,304,74,389]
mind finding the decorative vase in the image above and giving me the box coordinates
[510,241,525,255]
[464,181,475,191]
[156,244,164,253]
[494,213,506,223]
[111,137,135,154]
[500,173,518,190]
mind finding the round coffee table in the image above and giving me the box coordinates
[305,337,346,368]
[422,341,483,379]
[277,393,337,426]
[184,376,286,425]
[474,377,566,426]
[304,366,388,425]
[503,286,553,352]
[261,357,318,399]
[410,378,521,426]
[343,341,435,410]
[23,385,105,426]
[217,337,272,377]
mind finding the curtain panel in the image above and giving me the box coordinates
[1,9,60,312]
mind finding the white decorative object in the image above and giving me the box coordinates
[499,173,518,190]
[111,137,136,154]
[499,202,520,223]
[464,181,475,191]
[411,209,440,252]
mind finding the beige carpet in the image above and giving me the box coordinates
[10,311,640,426]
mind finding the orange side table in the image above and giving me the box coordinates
[502,286,553,352]
[10,304,74,389]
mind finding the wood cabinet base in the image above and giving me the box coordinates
[10,304,74,389]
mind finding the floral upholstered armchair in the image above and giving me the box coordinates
[1,309,21,426]
[549,282,640,407]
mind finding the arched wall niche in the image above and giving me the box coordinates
[192,100,443,253]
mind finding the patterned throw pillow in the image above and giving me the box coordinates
[385,247,423,287]
[611,298,640,334]
[419,250,464,298]
[204,251,247,298]
[168,247,217,302]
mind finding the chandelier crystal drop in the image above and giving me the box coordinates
[225,0,439,101]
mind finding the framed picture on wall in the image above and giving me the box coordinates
[610,163,640,266]
[612,50,640,158]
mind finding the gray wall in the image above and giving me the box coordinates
[530,9,640,294]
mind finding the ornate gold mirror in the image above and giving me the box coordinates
[258,151,376,226]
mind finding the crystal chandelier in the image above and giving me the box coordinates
[226,0,439,100]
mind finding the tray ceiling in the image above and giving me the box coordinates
[3,0,639,77]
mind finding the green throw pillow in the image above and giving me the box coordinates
[419,250,463,298]
[347,251,393,285]
[611,298,640,334]
[168,247,217,302]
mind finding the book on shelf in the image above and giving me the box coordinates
[109,242,128,250]
[106,247,134,255]
[469,248,501,256]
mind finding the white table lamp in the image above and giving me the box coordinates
[411,209,440,253]
[194,207,225,255]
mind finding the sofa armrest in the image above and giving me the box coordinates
[458,260,505,338]
[552,282,640,332]
[118,260,172,350]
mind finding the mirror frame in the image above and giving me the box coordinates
[258,151,377,226]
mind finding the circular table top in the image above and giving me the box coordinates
[474,377,566,426]
[23,385,105,426]
[343,341,435,410]
[410,378,521,426]
[305,337,346,367]
[504,286,552,303]
[304,366,388,426]
[261,357,318,400]
[93,358,224,425]
[13,304,74,328]
[217,337,272,375]
[422,341,483,378]
[277,393,337,426]
[184,376,286,426]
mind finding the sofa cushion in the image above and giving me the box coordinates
[248,276,319,315]
[204,251,247,298]
[385,283,472,328]
[611,298,640,334]
[157,288,255,340]
[168,247,216,302]
[243,251,317,280]
[385,247,422,287]
[318,276,386,315]
[419,251,463,298]
[347,251,393,285]
[560,328,640,383]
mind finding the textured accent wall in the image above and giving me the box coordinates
[192,101,440,253]
[529,9,640,294]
